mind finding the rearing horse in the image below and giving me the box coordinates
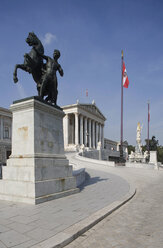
[13,32,44,95]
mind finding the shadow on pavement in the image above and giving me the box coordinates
[79,172,108,191]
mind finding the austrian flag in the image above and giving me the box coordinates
[122,62,129,88]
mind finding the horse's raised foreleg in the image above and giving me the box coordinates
[13,64,28,83]
[24,53,35,69]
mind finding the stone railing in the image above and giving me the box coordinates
[79,148,120,161]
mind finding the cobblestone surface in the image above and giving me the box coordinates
[65,168,163,248]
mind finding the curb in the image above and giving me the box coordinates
[31,184,136,248]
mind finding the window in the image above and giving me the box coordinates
[4,126,9,139]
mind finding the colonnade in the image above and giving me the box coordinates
[0,116,3,140]
[65,113,104,149]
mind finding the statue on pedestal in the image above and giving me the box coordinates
[13,32,44,95]
[136,122,141,140]
[13,32,63,106]
[135,122,143,154]
[129,122,149,163]
[33,48,63,105]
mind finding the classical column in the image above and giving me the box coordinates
[80,115,83,145]
[64,114,69,146]
[99,124,101,143]
[75,113,79,145]
[101,125,104,148]
[95,122,98,148]
[89,119,92,148]
[0,116,3,140]
[10,123,12,141]
[8,126,10,140]
[92,120,95,148]
[84,117,87,146]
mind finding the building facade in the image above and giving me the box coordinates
[62,102,106,151]
[104,138,118,151]
[0,107,12,164]
[104,138,128,161]
[0,103,128,164]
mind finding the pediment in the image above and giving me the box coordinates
[79,104,106,121]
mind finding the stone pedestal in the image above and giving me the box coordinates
[149,151,157,165]
[0,97,79,204]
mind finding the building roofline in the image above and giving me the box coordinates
[104,138,118,144]
[62,102,106,121]
[0,107,12,117]
[105,138,128,145]
[0,107,11,113]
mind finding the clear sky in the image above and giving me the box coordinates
[0,0,163,145]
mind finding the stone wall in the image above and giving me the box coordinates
[79,149,120,162]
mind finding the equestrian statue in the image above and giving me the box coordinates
[13,32,63,106]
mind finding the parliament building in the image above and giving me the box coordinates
[0,101,127,165]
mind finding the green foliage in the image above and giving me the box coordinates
[141,145,146,153]
[128,145,135,154]
[157,146,163,163]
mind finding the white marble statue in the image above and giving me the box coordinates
[136,122,143,154]
[136,122,142,141]
[129,122,147,163]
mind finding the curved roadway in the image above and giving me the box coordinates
[66,153,163,248]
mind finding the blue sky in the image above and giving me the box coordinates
[0,0,163,145]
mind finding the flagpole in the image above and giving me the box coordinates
[147,101,150,153]
[120,50,124,160]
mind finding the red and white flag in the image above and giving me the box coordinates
[122,62,129,88]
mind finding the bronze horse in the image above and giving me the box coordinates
[13,32,44,95]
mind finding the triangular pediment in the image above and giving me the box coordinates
[79,104,106,121]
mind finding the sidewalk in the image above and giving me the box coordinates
[0,153,134,248]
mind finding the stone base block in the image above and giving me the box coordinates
[0,181,79,204]
[0,157,79,204]
[0,98,79,204]
[0,175,79,204]
[3,163,73,181]
[149,151,157,165]
[7,156,69,167]
[35,176,77,197]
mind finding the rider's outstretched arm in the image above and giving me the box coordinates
[58,64,64,76]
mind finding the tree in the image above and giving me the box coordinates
[128,145,135,154]
[157,146,163,163]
